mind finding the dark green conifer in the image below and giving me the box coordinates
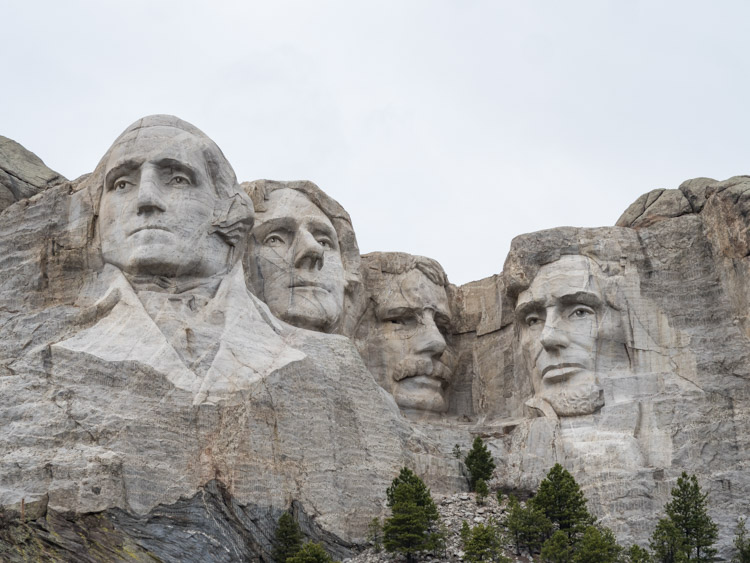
[273,511,303,563]
[531,464,594,541]
[464,437,496,490]
[287,541,338,563]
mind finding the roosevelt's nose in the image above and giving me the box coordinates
[414,313,447,358]
[540,314,570,350]
[293,229,324,270]
[136,168,166,215]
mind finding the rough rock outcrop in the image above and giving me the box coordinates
[1,120,748,561]
[0,135,66,211]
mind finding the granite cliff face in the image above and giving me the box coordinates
[0,117,747,561]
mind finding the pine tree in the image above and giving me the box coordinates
[383,468,440,563]
[541,530,574,563]
[626,544,653,563]
[386,467,439,523]
[733,517,750,563]
[504,494,552,556]
[650,472,717,563]
[367,517,382,553]
[273,512,303,563]
[463,521,510,563]
[464,437,496,490]
[475,478,489,505]
[286,542,338,563]
[572,526,623,563]
[531,464,594,542]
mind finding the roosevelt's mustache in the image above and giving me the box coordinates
[394,357,452,382]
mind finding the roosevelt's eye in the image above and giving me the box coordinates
[525,314,543,327]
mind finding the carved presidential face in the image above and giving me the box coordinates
[249,188,346,332]
[366,269,453,413]
[99,126,231,279]
[515,255,626,417]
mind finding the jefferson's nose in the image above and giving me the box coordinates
[414,313,447,358]
[293,229,324,270]
[136,168,166,215]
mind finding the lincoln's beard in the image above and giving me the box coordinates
[541,381,604,417]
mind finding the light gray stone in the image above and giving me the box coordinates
[0,135,66,212]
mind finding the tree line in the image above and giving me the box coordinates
[270,436,749,562]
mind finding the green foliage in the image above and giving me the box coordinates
[626,544,653,563]
[650,472,717,563]
[286,542,338,563]
[541,530,574,563]
[475,478,489,505]
[464,437,496,490]
[504,494,553,556]
[650,518,686,563]
[531,464,594,541]
[383,468,441,562]
[572,526,623,563]
[367,517,382,553]
[273,512,303,563]
[496,490,504,504]
[463,521,510,563]
[385,467,439,523]
[733,518,750,563]
[461,520,472,544]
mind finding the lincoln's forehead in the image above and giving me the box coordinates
[518,255,604,308]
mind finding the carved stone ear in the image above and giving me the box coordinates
[211,194,255,247]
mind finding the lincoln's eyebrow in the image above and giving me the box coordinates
[514,299,545,321]
[558,291,603,308]
[104,160,141,189]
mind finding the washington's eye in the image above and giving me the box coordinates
[170,175,190,186]
[113,179,130,191]
[317,238,332,249]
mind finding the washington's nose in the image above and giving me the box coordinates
[415,313,447,358]
[136,169,166,215]
[540,318,570,350]
[293,229,324,271]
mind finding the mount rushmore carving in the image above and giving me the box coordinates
[0,116,747,560]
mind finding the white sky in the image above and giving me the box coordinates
[3,1,749,285]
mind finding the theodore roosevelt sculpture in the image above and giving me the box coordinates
[243,179,363,335]
[54,115,304,404]
[356,252,454,414]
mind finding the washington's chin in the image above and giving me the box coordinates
[393,376,448,413]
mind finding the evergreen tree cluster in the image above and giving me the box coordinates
[272,511,338,563]
[464,437,496,490]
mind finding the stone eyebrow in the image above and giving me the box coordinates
[377,305,416,321]
[253,216,297,237]
[153,158,197,183]
[514,298,545,321]
[558,291,603,308]
[104,160,141,190]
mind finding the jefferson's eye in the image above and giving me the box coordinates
[264,234,286,246]
[570,306,595,319]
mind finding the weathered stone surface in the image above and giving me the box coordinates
[0,135,66,212]
[1,117,748,561]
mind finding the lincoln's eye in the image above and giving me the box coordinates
[570,306,595,319]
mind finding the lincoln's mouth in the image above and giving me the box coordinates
[129,226,171,236]
[541,363,586,383]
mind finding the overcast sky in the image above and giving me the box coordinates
[3,1,749,284]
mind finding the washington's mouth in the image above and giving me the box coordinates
[129,226,171,236]
[541,363,586,383]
